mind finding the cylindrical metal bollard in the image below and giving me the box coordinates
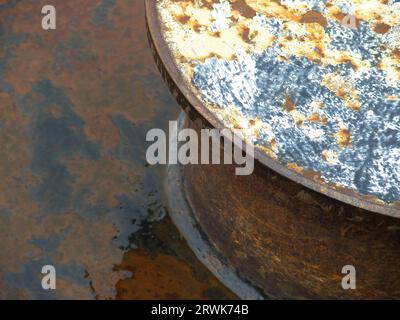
[146,0,400,299]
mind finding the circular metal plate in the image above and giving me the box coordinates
[145,0,400,218]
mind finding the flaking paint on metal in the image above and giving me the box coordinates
[153,0,400,214]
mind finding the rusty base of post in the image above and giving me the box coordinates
[165,110,400,300]
[165,112,264,300]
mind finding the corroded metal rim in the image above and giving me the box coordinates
[145,0,400,218]
[165,112,264,300]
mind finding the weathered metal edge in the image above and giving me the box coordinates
[145,0,400,218]
[164,112,265,300]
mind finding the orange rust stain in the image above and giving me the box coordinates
[230,0,257,19]
[334,128,352,148]
[308,113,320,123]
[238,25,259,43]
[393,49,400,60]
[270,137,278,150]
[288,162,304,174]
[284,94,296,112]
[115,250,233,300]
[239,25,251,43]
[308,112,328,125]
[300,10,328,28]
[302,169,326,184]
[337,55,359,71]
[386,95,398,101]
[176,14,191,25]
[373,22,391,34]
[258,144,277,159]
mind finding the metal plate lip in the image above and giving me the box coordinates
[145,0,400,219]
[165,112,265,300]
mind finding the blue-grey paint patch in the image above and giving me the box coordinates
[113,114,147,163]
[18,80,100,215]
[31,233,68,257]
[191,4,400,203]
[91,0,117,27]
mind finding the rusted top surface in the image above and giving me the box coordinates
[0,0,235,299]
[153,0,400,215]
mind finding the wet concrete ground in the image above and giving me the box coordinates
[0,0,235,299]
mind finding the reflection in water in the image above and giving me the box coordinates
[0,0,235,299]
